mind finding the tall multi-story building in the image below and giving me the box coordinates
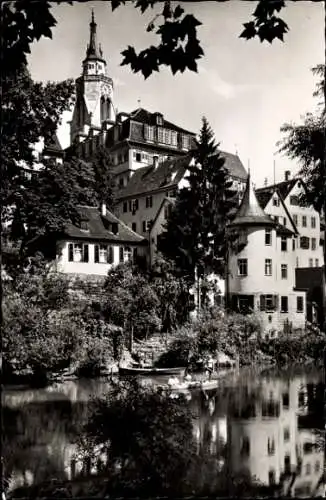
[114,152,247,264]
[69,10,116,145]
[255,173,324,269]
[228,175,307,333]
[67,12,196,188]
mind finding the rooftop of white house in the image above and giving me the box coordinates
[62,205,147,244]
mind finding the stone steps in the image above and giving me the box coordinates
[132,334,175,363]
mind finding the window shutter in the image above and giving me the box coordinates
[260,295,266,311]
[119,246,124,263]
[135,199,139,210]
[83,244,89,263]
[274,295,279,311]
[133,247,138,263]
[94,245,99,263]
[231,295,238,311]
[68,243,74,262]
[107,246,113,264]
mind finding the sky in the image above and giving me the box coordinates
[27,1,324,187]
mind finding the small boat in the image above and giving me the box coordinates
[158,378,219,393]
[118,366,186,376]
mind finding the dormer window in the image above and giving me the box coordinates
[155,113,163,126]
[80,221,89,231]
[144,124,155,141]
[112,222,119,235]
[181,134,190,149]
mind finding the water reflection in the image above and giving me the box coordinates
[3,369,324,497]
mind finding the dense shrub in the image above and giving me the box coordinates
[258,325,326,366]
[2,269,124,384]
[78,379,196,496]
[156,308,263,368]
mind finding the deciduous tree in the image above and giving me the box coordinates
[278,65,326,297]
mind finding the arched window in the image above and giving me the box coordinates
[106,98,111,120]
[100,96,106,122]
[80,103,84,127]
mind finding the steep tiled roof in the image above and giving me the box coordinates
[62,206,147,244]
[115,155,191,199]
[255,190,272,209]
[116,151,247,200]
[216,152,247,180]
[255,179,298,207]
[129,108,195,135]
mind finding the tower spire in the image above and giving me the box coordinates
[85,9,103,61]
[229,174,275,228]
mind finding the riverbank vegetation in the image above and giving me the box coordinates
[3,256,325,387]
[157,308,326,369]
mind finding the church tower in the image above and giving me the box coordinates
[70,10,116,145]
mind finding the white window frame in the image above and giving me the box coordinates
[171,131,178,146]
[265,259,272,276]
[297,296,304,313]
[157,127,164,143]
[265,229,272,246]
[237,258,248,276]
[68,243,89,263]
[281,264,288,279]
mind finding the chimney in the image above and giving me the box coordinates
[285,170,291,181]
[264,177,268,187]
[153,155,159,169]
[101,202,107,217]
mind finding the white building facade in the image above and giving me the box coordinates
[228,176,307,334]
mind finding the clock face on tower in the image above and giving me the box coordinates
[101,82,112,98]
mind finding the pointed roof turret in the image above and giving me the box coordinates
[230,173,275,227]
[84,10,105,62]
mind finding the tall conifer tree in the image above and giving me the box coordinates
[159,117,237,281]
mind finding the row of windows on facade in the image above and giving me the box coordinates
[240,441,320,475]
[292,213,317,228]
[240,426,291,460]
[239,257,319,281]
[237,258,289,279]
[129,221,152,233]
[264,230,319,251]
[271,213,317,229]
[84,62,105,73]
[67,243,137,263]
[122,193,176,214]
[233,291,304,314]
[143,124,191,149]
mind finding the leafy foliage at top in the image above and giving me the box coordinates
[240,0,289,43]
[278,64,326,292]
[2,0,292,79]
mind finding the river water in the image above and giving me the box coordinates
[3,366,324,497]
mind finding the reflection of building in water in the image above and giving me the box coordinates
[192,391,228,461]
[227,375,324,497]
